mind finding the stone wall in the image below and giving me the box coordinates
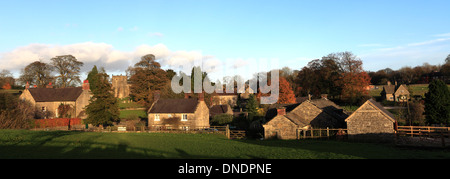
[346,103,395,135]
[263,116,298,140]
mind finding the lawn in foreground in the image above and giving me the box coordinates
[0,130,449,159]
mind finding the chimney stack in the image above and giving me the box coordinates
[26,82,30,89]
[198,92,204,102]
[46,82,53,88]
[277,107,286,116]
[82,80,90,90]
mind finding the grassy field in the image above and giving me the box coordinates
[0,130,449,159]
[119,110,147,119]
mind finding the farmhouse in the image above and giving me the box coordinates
[380,81,410,102]
[345,99,396,138]
[263,99,348,139]
[147,93,209,130]
[19,80,92,119]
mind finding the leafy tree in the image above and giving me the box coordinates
[445,54,450,64]
[85,72,120,127]
[19,61,54,88]
[277,77,296,104]
[50,55,84,87]
[210,114,233,126]
[129,54,168,108]
[245,94,259,121]
[424,79,450,126]
[86,66,100,92]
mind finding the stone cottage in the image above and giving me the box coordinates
[345,99,396,139]
[147,93,209,130]
[263,99,348,139]
[381,81,410,102]
[19,80,92,119]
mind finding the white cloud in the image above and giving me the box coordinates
[360,37,450,71]
[407,38,450,47]
[0,42,214,76]
[117,27,124,32]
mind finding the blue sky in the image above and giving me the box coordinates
[1,0,450,80]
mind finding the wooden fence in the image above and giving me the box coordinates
[297,128,347,140]
[396,126,450,138]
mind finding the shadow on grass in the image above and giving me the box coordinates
[0,130,220,159]
[232,135,450,159]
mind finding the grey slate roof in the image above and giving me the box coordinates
[28,87,83,102]
[148,98,199,113]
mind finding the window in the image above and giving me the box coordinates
[41,107,46,112]
[181,114,188,121]
[154,114,160,121]
[168,114,172,118]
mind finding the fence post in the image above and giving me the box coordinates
[226,124,230,139]
[327,127,329,139]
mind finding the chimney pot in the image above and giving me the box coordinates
[82,80,90,90]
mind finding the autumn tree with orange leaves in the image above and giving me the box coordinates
[277,77,296,104]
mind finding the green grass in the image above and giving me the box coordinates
[119,110,147,119]
[0,130,449,159]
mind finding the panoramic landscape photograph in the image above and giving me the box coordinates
[1,0,450,173]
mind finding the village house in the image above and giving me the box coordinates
[263,98,348,140]
[19,80,92,119]
[380,81,410,102]
[211,91,238,107]
[346,99,396,140]
[147,93,210,130]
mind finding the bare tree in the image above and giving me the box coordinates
[51,55,84,88]
[19,61,54,88]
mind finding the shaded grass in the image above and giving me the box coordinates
[0,130,449,159]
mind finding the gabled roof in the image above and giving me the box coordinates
[382,85,396,94]
[394,85,410,95]
[308,99,348,120]
[264,98,347,126]
[345,99,396,123]
[28,87,84,102]
[210,104,230,115]
[148,98,199,113]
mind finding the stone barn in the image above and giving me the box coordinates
[263,99,348,140]
[345,99,396,140]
